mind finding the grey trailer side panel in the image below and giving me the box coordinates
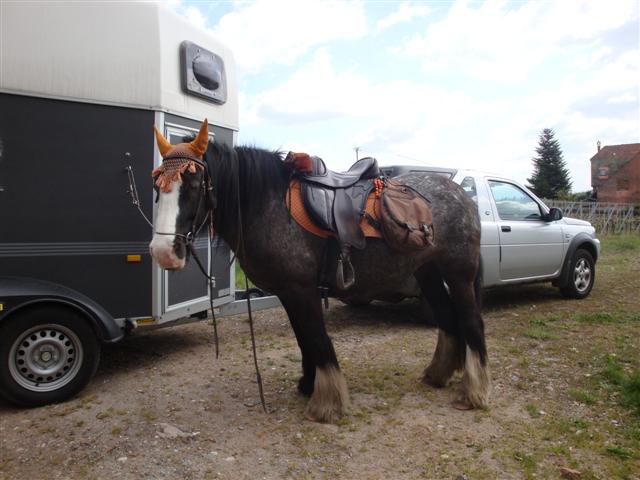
[0,93,154,319]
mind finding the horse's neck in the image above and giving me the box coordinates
[210,147,284,255]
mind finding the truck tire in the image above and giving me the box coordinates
[560,249,595,299]
[0,305,101,407]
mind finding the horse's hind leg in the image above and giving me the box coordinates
[415,265,465,387]
[278,291,349,423]
[447,275,490,409]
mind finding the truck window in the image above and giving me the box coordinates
[488,180,542,221]
[460,176,477,203]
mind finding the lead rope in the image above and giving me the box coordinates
[234,160,268,413]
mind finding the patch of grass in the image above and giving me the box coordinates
[573,312,615,324]
[600,354,640,415]
[235,263,255,290]
[568,388,597,405]
[523,326,552,340]
[111,426,124,436]
[601,354,625,386]
[603,234,640,254]
[605,446,634,460]
[525,403,541,418]
[140,408,158,421]
[620,369,640,415]
[512,450,537,476]
[531,313,563,325]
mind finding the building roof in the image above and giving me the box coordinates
[590,143,640,171]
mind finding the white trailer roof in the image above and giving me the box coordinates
[0,1,238,130]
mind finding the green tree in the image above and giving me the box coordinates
[527,128,572,199]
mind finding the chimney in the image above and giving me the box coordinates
[597,140,601,152]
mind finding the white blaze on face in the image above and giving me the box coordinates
[149,179,186,270]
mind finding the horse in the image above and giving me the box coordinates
[149,119,489,423]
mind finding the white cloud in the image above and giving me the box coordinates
[607,92,637,104]
[184,5,207,30]
[376,2,429,32]
[241,43,637,190]
[398,0,638,81]
[211,0,367,76]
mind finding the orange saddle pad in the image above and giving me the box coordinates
[285,180,382,239]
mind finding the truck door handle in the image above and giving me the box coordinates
[501,226,511,232]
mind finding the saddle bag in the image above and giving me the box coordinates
[379,179,434,252]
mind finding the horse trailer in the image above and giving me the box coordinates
[0,2,261,407]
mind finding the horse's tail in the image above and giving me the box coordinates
[474,259,483,311]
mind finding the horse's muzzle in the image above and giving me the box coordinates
[149,236,186,270]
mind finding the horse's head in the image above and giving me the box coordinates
[149,119,212,270]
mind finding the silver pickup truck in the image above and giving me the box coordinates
[383,166,601,299]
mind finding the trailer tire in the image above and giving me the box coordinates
[0,306,101,407]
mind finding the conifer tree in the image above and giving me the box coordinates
[527,128,572,199]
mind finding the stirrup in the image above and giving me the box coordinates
[336,254,355,290]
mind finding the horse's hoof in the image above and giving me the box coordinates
[297,377,314,396]
[304,413,319,422]
[422,371,448,388]
[451,399,474,411]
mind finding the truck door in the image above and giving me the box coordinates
[487,180,563,281]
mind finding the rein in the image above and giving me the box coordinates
[139,149,268,414]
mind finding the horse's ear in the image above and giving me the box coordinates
[190,118,209,157]
[154,126,172,157]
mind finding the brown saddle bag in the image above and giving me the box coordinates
[379,179,435,252]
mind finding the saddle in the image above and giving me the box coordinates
[284,152,381,290]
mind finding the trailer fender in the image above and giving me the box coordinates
[0,276,124,343]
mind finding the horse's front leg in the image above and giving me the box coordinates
[279,291,349,423]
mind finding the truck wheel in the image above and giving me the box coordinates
[0,306,101,407]
[560,249,595,299]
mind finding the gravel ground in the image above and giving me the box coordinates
[1,239,639,480]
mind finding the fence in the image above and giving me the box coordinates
[542,200,640,234]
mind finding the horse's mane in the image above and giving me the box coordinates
[204,142,290,233]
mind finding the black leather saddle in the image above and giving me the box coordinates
[287,154,381,290]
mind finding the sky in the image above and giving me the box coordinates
[168,0,639,192]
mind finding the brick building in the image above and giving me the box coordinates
[590,142,640,203]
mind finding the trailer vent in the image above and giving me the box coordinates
[180,41,227,105]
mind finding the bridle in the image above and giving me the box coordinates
[152,152,217,280]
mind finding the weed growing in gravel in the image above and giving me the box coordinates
[568,388,596,404]
[573,312,615,324]
[600,354,640,416]
[605,445,635,460]
[523,326,553,340]
[525,403,541,418]
[512,450,537,477]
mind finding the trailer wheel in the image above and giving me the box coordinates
[0,306,101,407]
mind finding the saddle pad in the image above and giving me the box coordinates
[286,180,382,239]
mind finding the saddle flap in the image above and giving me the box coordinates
[334,188,367,250]
[301,183,335,231]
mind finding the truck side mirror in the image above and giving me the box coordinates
[546,207,563,222]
